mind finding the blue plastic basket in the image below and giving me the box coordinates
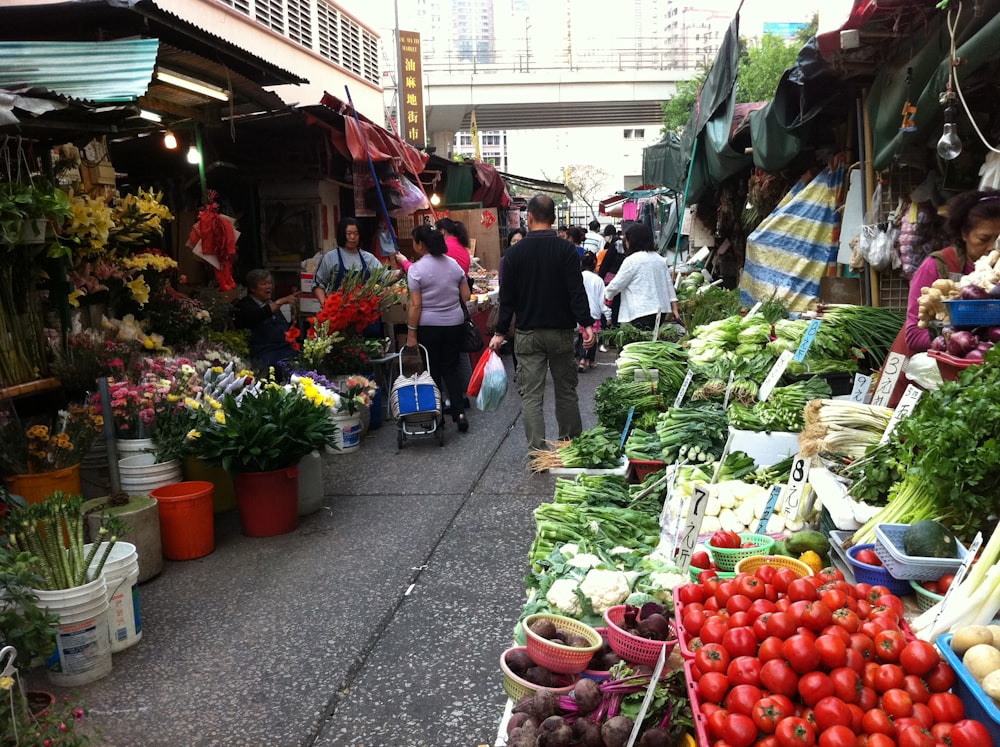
[937,633,1000,743]
[944,299,1000,327]
[846,544,912,596]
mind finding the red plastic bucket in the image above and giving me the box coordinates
[150,481,215,560]
[233,466,299,537]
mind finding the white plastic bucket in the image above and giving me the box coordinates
[297,450,323,516]
[34,575,112,687]
[118,454,183,495]
[331,413,362,454]
[87,542,142,652]
[115,437,156,458]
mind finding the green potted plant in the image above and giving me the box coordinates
[0,537,59,670]
[0,180,73,246]
[187,378,339,537]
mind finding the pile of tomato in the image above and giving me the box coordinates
[675,564,995,747]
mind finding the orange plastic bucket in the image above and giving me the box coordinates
[5,463,82,504]
[150,481,215,560]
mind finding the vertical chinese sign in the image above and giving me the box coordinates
[398,31,425,147]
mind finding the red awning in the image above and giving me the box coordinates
[317,92,429,177]
[599,195,626,217]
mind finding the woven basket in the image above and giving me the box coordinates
[706,533,775,571]
[604,605,677,666]
[734,555,813,577]
[499,646,577,702]
[910,579,945,611]
[523,613,602,675]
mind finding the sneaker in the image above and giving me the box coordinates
[599,344,608,353]
[578,365,586,373]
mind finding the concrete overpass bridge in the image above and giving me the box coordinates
[408,42,699,154]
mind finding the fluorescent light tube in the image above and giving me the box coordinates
[156,69,229,102]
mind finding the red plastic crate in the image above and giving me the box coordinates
[627,459,666,484]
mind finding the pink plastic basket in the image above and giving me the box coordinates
[604,605,677,666]
[523,613,602,675]
[673,587,701,660]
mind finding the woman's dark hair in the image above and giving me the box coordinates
[946,190,1000,249]
[624,223,656,253]
[435,217,470,248]
[412,224,448,256]
[507,228,525,246]
[567,226,586,244]
[581,251,598,271]
[603,224,618,238]
[245,268,272,289]
[336,217,361,248]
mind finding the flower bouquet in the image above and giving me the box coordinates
[0,402,103,476]
[331,375,377,416]
[47,327,141,397]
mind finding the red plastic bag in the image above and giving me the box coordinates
[467,348,492,397]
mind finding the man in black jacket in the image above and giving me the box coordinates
[489,195,595,450]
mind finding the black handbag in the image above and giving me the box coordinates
[461,305,485,353]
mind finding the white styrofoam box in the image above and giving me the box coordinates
[810,466,879,531]
[728,426,800,467]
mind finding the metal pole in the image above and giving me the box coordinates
[97,377,121,494]
[345,85,400,251]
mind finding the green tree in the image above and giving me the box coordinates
[736,33,801,103]
[661,69,709,136]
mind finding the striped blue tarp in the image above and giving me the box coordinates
[740,164,845,312]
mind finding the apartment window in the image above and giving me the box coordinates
[286,0,312,46]
[256,0,283,32]
[483,133,500,146]
[459,134,473,146]
[219,0,251,12]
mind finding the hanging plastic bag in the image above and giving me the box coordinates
[476,349,508,411]
[387,176,430,217]
[467,350,490,397]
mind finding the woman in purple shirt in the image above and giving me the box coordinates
[406,225,472,432]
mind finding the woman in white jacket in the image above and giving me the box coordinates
[605,223,679,329]
[578,251,608,371]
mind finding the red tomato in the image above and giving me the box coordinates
[899,640,940,677]
[683,608,707,637]
[857,685,879,711]
[819,588,848,612]
[695,642,731,674]
[937,573,956,593]
[678,582,705,604]
[873,663,905,693]
[723,626,758,658]
[691,550,712,569]
[787,578,819,602]
[753,612,773,641]
[725,683,764,716]
[698,671,730,704]
[881,687,914,719]
[800,601,833,632]
[847,703,865,732]
[849,633,875,661]
[898,725,936,747]
[927,692,965,723]
[831,607,861,634]
[797,671,834,707]
[818,724,856,747]
[755,564,777,584]
[753,694,794,733]
[877,593,906,619]
[737,575,766,601]
[924,661,957,693]
[843,647,866,674]
[930,723,953,743]
[922,580,941,594]
[773,567,799,594]
[815,634,848,670]
[758,635,785,662]
[866,734,896,747]
[911,702,934,729]
[861,708,896,737]
[701,617,729,645]
[721,711,758,747]
[783,634,821,674]
[873,629,906,663]
[950,719,994,747]
[766,611,797,640]
[856,548,882,566]
[727,594,753,615]
[760,658,799,697]
[775,716,816,747]
[828,667,862,704]
[812,695,852,730]
[817,567,845,583]
[707,707,730,739]
[711,530,741,549]
[902,674,931,705]
[748,597,777,620]
[727,656,762,687]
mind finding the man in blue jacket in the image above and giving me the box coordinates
[489,195,595,451]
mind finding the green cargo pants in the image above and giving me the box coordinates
[513,328,582,451]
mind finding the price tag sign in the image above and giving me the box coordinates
[722,370,736,409]
[758,350,794,402]
[657,464,679,530]
[780,453,812,522]
[673,369,695,408]
[793,319,823,363]
[879,384,924,444]
[850,373,872,404]
[626,646,668,747]
[931,532,982,633]
[870,351,907,408]
[756,485,784,535]
[746,301,763,317]
[675,484,711,573]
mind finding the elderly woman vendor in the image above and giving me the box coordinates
[233,269,299,373]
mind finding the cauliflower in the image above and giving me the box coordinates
[545,578,583,617]
[646,571,688,603]
[559,543,580,558]
[566,553,601,569]
[579,569,630,613]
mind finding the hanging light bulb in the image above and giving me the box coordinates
[430,193,441,206]
[162,130,178,150]
[937,103,963,161]
[186,144,202,165]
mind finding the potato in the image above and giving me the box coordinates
[963,643,1000,683]
[988,624,1000,648]
[952,625,996,657]
[983,669,1000,703]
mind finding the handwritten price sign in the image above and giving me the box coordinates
[880,385,923,444]
[870,352,907,408]
[780,453,812,523]
[675,484,711,574]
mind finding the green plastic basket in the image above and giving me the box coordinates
[910,579,944,611]
[706,533,775,571]
[688,565,736,582]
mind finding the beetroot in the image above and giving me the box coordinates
[573,678,602,714]
[601,715,635,747]
[538,715,572,747]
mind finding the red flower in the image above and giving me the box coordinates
[285,325,302,350]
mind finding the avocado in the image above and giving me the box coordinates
[784,530,831,557]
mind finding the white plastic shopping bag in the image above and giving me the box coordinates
[475,349,508,411]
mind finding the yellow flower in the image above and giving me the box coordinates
[27,424,49,439]
[184,397,201,410]
[213,410,226,424]
[126,274,150,306]
[0,676,13,690]
[186,429,201,440]
[142,337,155,350]
[68,288,85,308]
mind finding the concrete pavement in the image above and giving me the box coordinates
[26,348,616,747]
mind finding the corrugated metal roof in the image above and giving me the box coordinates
[0,39,158,103]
